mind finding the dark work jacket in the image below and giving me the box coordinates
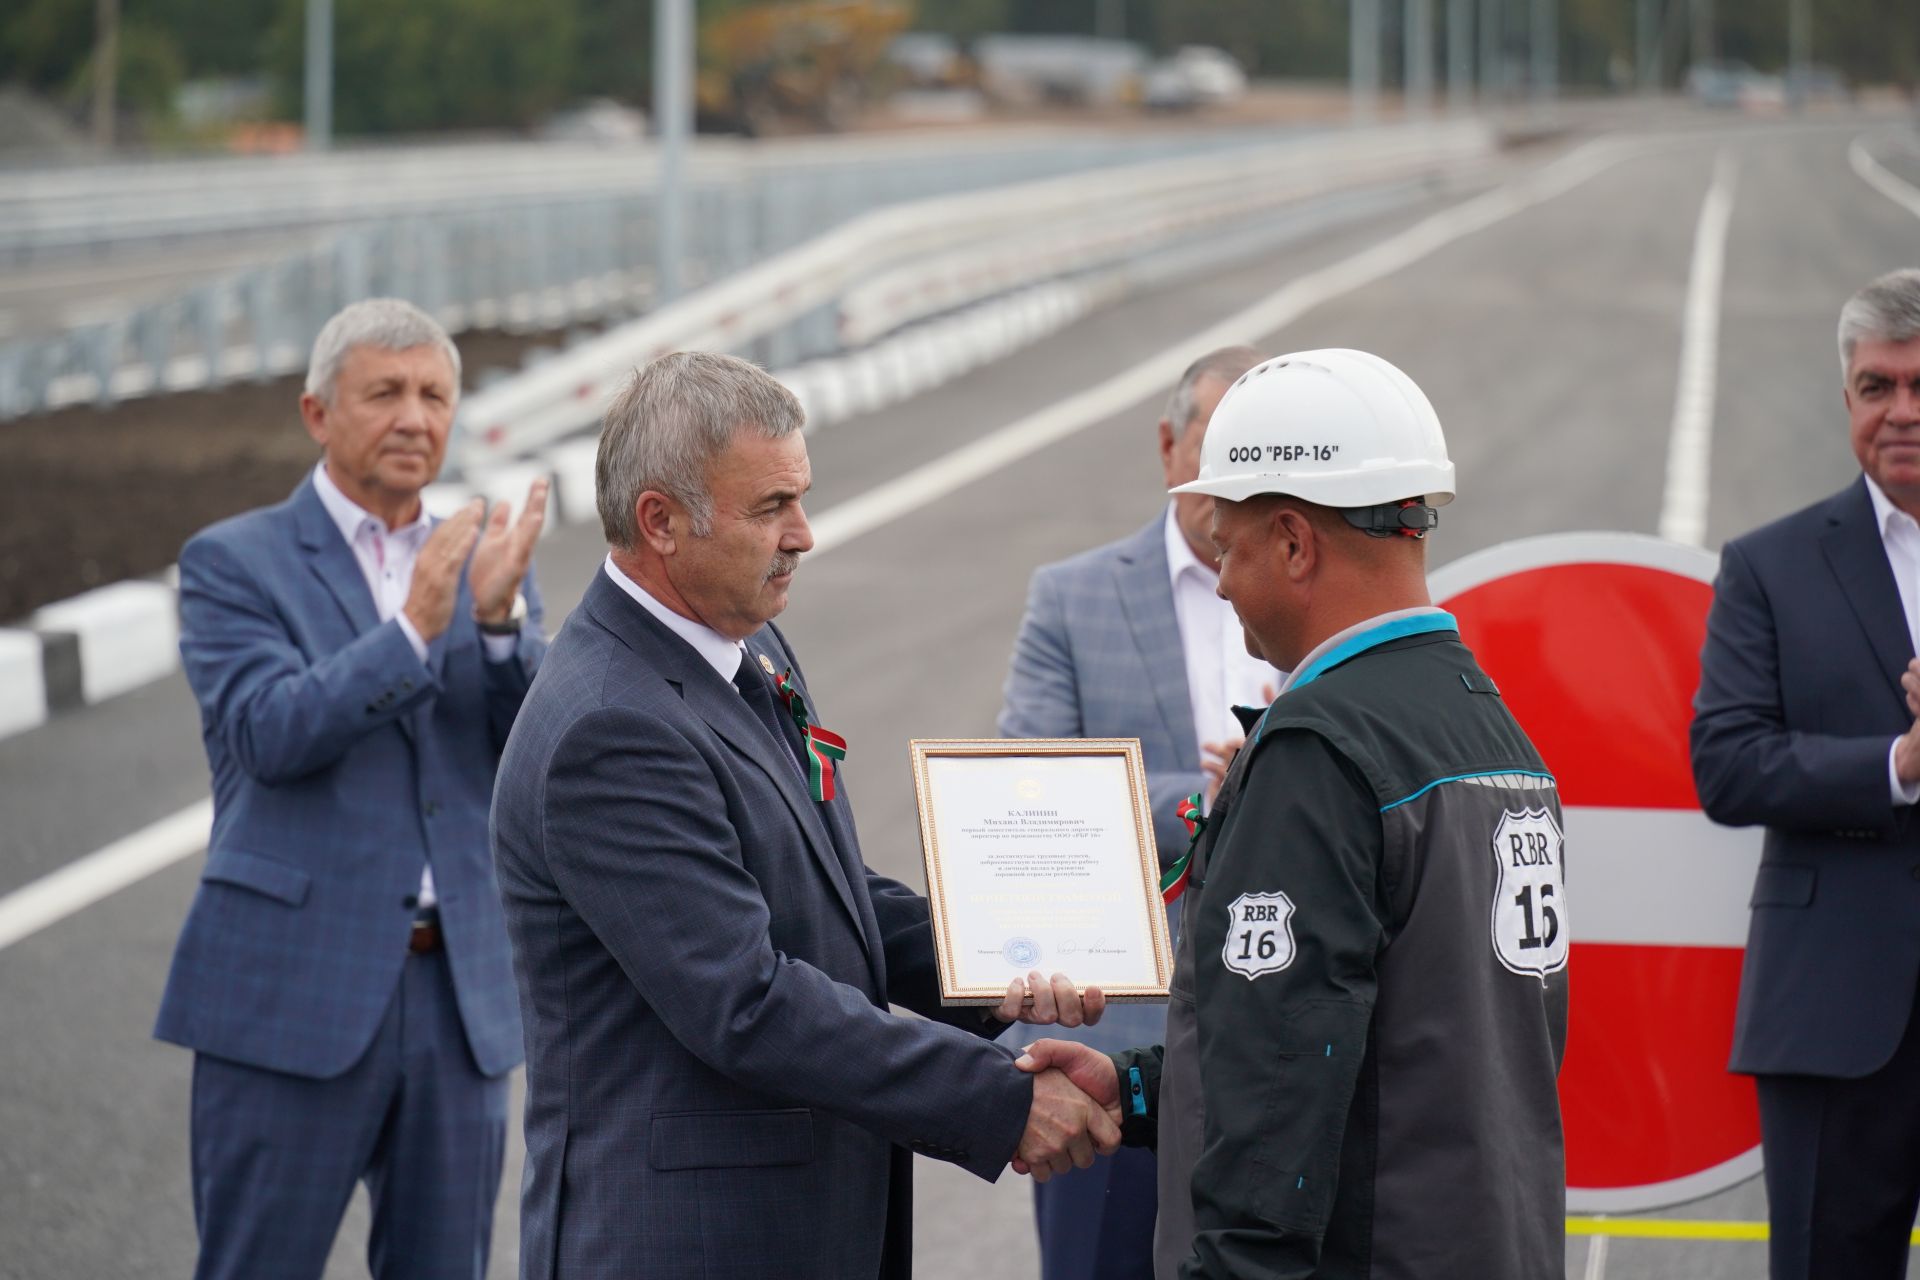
[1118,619,1569,1280]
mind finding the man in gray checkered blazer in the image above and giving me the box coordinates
[492,352,1122,1280]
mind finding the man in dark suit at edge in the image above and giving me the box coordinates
[1694,268,1920,1278]
[491,351,1121,1279]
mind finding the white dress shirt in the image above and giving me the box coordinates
[602,556,747,683]
[1863,475,1920,805]
[1164,508,1283,771]
[312,464,516,906]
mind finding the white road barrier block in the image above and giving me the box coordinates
[31,581,179,705]
[840,351,886,420]
[777,369,819,428]
[0,629,48,738]
[544,438,602,528]
[808,361,855,428]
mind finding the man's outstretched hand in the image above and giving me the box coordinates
[1010,1040,1125,1179]
[1014,1066,1123,1183]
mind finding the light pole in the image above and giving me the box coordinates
[1636,0,1659,92]
[653,0,692,306]
[1352,0,1381,125]
[92,0,119,149]
[1787,0,1810,109]
[1407,0,1435,120]
[1449,0,1474,113]
[1530,0,1557,105]
[1480,0,1503,103]
[304,0,332,151]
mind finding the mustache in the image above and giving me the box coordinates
[766,551,801,581]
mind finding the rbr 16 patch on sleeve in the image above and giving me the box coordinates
[1489,808,1568,981]
[1222,891,1296,979]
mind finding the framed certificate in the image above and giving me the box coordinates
[910,738,1175,1005]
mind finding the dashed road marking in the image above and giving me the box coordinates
[1657,151,1738,549]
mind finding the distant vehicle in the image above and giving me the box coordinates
[1738,73,1787,113]
[1684,59,1759,109]
[1152,47,1244,106]
[1784,64,1850,106]
[540,98,648,144]
[972,34,1146,108]
[885,31,969,89]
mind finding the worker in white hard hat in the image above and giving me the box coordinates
[1014,349,1570,1279]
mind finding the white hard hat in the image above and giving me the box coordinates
[1170,348,1455,510]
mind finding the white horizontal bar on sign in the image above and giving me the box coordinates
[1563,805,1762,949]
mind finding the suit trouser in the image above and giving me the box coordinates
[1756,979,1920,1280]
[1033,1146,1158,1280]
[189,946,509,1280]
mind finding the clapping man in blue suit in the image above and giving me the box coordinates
[491,351,1120,1280]
[1694,268,1920,1278]
[998,346,1279,1280]
[155,298,549,1280]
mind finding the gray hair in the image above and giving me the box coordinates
[1163,345,1262,436]
[596,351,804,548]
[304,298,462,404]
[1838,269,1920,374]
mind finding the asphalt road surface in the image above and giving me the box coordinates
[4,110,1919,1279]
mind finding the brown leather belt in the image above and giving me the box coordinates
[409,912,442,955]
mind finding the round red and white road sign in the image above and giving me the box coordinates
[1429,531,1764,1214]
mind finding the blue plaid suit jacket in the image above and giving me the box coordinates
[491,569,1033,1280]
[154,475,544,1079]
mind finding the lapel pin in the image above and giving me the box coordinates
[759,654,776,676]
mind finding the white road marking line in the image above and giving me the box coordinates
[0,799,211,952]
[1657,151,1738,549]
[1564,806,1761,948]
[1850,135,1920,219]
[1583,1232,1610,1280]
[0,135,1646,953]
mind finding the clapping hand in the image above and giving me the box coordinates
[470,477,549,626]
[1897,659,1920,785]
[1202,681,1277,801]
[993,971,1107,1028]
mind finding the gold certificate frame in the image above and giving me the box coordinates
[910,738,1174,1006]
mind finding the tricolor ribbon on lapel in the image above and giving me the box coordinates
[776,669,848,803]
[1161,793,1205,903]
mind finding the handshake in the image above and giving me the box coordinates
[992,971,1130,1183]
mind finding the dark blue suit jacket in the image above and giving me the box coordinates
[155,476,544,1079]
[1692,477,1920,1078]
[492,570,1033,1280]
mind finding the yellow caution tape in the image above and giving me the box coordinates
[1566,1218,1920,1244]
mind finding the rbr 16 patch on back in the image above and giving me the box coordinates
[1489,808,1568,981]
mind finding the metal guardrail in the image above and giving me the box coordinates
[0,126,1311,419]
[450,121,1496,471]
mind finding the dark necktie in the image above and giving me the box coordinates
[732,653,806,777]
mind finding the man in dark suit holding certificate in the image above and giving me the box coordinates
[492,351,1121,1280]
